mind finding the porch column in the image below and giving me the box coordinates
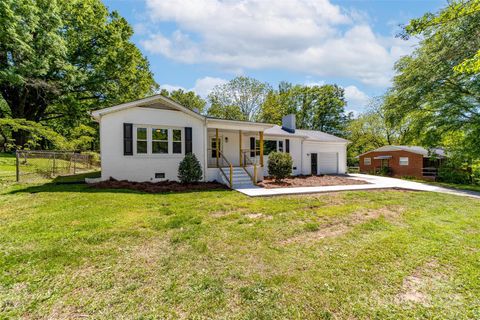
[259,131,264,167]
[239,130,242,166]
[216,128,219,167]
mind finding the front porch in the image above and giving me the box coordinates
[205,118,272,187]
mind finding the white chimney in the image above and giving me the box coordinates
[282,114,296,133]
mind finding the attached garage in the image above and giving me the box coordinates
[302,142,347,175]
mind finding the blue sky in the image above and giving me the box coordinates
[103,0,445,113]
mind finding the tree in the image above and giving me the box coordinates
[258,83,350,135]
[385,0,480,157]
[207,76,271,121]
[0,118,67,151]
[0,0,157,146]
[346,97,406,164]
[402,0,480,75]
[160,88,206,113]
[207,103,245,121]
[258,82,296,124]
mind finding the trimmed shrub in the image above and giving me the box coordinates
[178,153,203,183]
[267,152,293,181]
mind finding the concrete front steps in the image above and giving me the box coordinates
[219,167,255,188]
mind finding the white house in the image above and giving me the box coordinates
[91,94,348,188]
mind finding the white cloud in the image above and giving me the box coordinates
[141,0,415,87]
[344,85,370,110]
[160,76,228,97]
[192,77,228,97]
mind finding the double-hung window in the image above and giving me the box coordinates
[136,127,148,154]
[172,129,182,154]
[278,141,284,152]
[152,128,168,154]
[364,157,371,165]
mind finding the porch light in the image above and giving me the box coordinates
[225,137,228,143]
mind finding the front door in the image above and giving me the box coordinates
[311,153,318,175]
[208,136,222,167]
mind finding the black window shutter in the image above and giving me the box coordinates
[123,123,133,156]
[250,137,255,157]
[285,139,290,153]
[185,127,192,154]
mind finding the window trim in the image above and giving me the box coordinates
[364,157,371,165]
[399,157,409,166]
[172,129,182,154]
[133,125,184,156]
[151,128,169,154]
[135,127,148,154]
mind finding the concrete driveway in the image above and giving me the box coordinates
[236,174,480,199]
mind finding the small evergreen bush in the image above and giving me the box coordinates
[178,153,203,183]
[267,152,292,181]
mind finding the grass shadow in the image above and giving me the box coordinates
[7,180,232,196]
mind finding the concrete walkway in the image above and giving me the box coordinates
[235,174,480,199]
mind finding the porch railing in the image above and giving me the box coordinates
[216,150,233,188]
[422,167,438,177]
[241,149,257,185]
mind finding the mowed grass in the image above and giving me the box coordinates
[1,184,480,319]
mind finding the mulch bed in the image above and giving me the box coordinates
[91,178,228,193]
[258,175,370,189]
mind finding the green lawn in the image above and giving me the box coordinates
[424,180,480,193]
[0,153,100,185]
[0,153,16,183]
[1,181,479,319]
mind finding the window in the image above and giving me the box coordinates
[211,138,221,158]
[399,157,409,166]
[172,129,182,154]
[364,157,371,165]
[256,139,278,156]
[136,127,147,154]
[278,141,284,152]
[133,126,183,155]
[152,128,168,154]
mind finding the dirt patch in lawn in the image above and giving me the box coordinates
[282,206,404,245]
[258,175,369,188]
[91,178,228,193]
[395,260,451,306]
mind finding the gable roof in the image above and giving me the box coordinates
[359,146,446,158]
[90,94,205,121]
[264,125,349,143]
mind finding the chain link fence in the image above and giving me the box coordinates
[15,150,100,183]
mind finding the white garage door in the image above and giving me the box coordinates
[318,152,338,174]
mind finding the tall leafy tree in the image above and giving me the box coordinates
[160,88,206,113]
[347,97,407,163]
[258,81,296,124]
[402,0,480,74]
[207,76,271,121]
[0,0,157,146]
[385,0,480,156]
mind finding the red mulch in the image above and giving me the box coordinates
[91,178,228,193]
[258,175,369,189]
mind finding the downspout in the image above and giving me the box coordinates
[301,138,304,175]
[203,117,208,182]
